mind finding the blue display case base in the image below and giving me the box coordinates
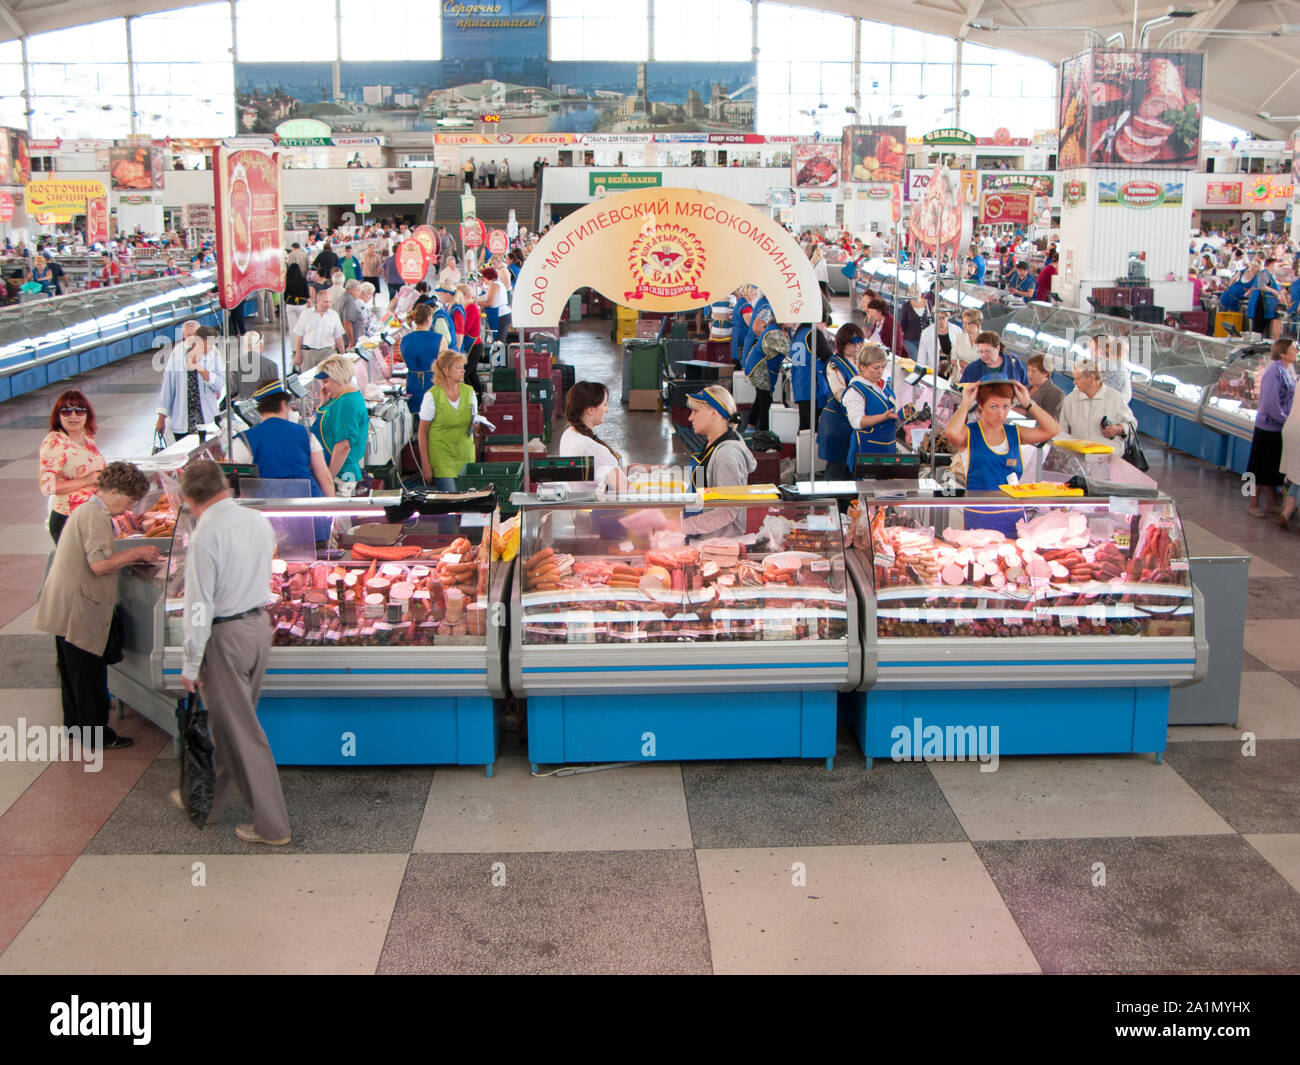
[1131,398,1172,444]
[527,689,837,769]
[850,686,1168,769]
[257,695,496,773]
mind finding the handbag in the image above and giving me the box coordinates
[177,693,215,828]
[1122,431,1150,472]
[102,606,126,665]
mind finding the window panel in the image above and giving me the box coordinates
[26,20,127,63]
[551,0,648,61]
[30,63,131,98]
[135,95,235,138]
[891,27,927,63]
[654,0,753,61]
[757,2,852,61]
[923,64,952,97]
[237,0,337,62]
[342,0,440,60]
[861,63,890,95]
[131,4,232,63]
[31,98,132,140]
[891,64,921,96]
[961,64,991,96]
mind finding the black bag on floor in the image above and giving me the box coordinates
[178,693,215,828]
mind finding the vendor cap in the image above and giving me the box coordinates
[687,384,737,420]
[252,379,288,400]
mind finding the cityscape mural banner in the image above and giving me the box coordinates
[236,2,756,137]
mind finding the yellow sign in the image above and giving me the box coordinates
[24,179,107,216]
[513,187,820,327]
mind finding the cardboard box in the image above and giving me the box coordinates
[628,389,662,411]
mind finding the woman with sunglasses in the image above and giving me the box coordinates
[39,390,105,544]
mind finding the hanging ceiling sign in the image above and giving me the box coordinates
[923,128,977,146]
[512,187,820,328]
[213,146,285,309]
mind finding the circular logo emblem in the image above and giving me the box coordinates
[625,224,708,303]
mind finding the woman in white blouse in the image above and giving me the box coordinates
[559,381,628,491]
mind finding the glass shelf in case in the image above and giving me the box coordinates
[849,495,1194,640]
[161,497,495,650]
[516,499,849,646]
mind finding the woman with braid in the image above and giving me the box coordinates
[559,381,628,491]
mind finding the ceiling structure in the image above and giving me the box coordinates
[2,0,1300,138]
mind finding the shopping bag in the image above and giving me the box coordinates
[178,692,215,828]
[151,430,168,455]
[1123,432,1150,473]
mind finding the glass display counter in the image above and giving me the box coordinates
[843,492,1206,767]
[110,492,505,772]
[509,494,860,770]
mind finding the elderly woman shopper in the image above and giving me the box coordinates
[40,390,105,543]
[1247,336,1298,518]
[35,462,162,750]
[1058,357,1137,446]
[314,355,370,487]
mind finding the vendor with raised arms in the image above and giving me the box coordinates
[683,384,756,539]
[843,342,900,467]
[945,377,1060,535]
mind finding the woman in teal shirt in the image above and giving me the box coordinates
[315,355,369,484]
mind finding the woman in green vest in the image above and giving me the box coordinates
[417,349,485,490]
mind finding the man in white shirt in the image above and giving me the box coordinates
[868,229,886,258]
[292,288,345,370]
[1058,358,1137,445]
[175,459,290,846]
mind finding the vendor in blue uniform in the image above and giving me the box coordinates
[789,319,833,430]
[1247,256,1285,339]
[399,303,452,416]
[817,323,865,481]
[730,289,753,364]
[741,299,780,431]
[843,342,900,469]
[945,377,1060,536]
[1216,261,1255,315]
[1005,261,1037,300]
[230,380,336,498]
[966,247,987,285]
[958,330,1028,386]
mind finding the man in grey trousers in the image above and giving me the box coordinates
[172,459,291,845]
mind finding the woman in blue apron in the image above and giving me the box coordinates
[843,343,900,470]
[1247,257,1284,339]
[817,324,864,480]
[944,378,1060,536]
[730,295,752,364]
[1217,265,1252,314]
[399,303,443,416]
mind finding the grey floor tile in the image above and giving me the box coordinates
[1242,652,1272,672]
[681,731,966,849]
[377,850,711,975]
[975,835,1300,974]
[1162,740,1300,834]
[1247,577,1300,620]
[1280,672,1300,689]
[85,759,434,855]
[0,636,59,689]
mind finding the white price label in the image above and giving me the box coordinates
[900,607,921,622]
[810,559,831,573]
[460,513,491,528]
[442,553,462,565]
[806,515,835,531]
[1170,559,1189,571]
[1059,613,1077,627]
[923,608,946,624]
[1089,604,1107,625]
[1109,496,1140,516]
[876,544,896,565]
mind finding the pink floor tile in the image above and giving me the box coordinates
[0,854,76,955]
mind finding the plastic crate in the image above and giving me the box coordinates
[531,455,593,481]
[613,320,637,344]
[512,349,554,381]
[492,367,518,391]
[457,462,523,516]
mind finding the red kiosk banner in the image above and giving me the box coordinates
[979,190,1032,226]
[396,238,429,284]
[86,196,110,246]
[460,219,486,249]
[0,192,13,223]
[413,224,437,261]
[213,146,284,310]
[487,229,509,256]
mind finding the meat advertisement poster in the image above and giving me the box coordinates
[1058,50,1204,169]
[979,190,1032,226]
[841,125,907,184]
[792,144,839,189]
[212,146,284,310]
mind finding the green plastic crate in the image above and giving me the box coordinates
[492,367,519,391]
[457,462,523,516]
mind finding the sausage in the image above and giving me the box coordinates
[524,548,554,571]
[352,543,423,561]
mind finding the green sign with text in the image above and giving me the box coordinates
[589,171,663,195]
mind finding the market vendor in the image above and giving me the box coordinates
[741,302,781,431]
[945,378,1060,536]
[229,380,335,498]
[417,349,493,491]
[399,304,440,415]
[958,331,1028,386]
[314,355,370,487]
[817,323,864,481]
[789,321,832,430]
[730,289,753,364]
[844,343,900,467]
[1216,262,1255,315]
[683,385,756,539]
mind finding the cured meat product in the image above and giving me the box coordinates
[1115,127,1164,164]
[352,542,423,561]
[1141,57,1185,117]
[940,564,964,586]
[941,527,1006,548]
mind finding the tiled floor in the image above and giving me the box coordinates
[0,304,1298,973]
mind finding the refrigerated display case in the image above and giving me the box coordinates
[853,258,1020,329]
[0,272,219,401]
[111,492,506,773]
[998,303,1267,471]
[844,492,1206,766]
[509,495,860,769]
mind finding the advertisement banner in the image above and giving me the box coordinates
[856,183,892,201]
[512,187,819,327]
[980,172,1056,199]
[434,133,579,145]
[1206,181,1242,206]
[110,139,164,191]
[24,179,106,217]
[386,169,414,194]
[798,191,833,203]
[979,190,1032,226]
[413,224,438,261]
[1098,179,1183,208]
[589,171,663,195]
[396,238,429,284]
[182,202,214,229]
[792,143,839,189]
[212,146,284,310]
[86,196,110,246]
[1060,50,1203,169]
[487,229,509,256]
[0,128,30,187]
[460,218,486,248]
[0,192,13,223]
[908,166,966,266]
[1244,175,1296,207]
[1063,177,1087,208]
[840,125,907,184]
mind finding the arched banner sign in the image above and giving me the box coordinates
[513,188,820,327]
